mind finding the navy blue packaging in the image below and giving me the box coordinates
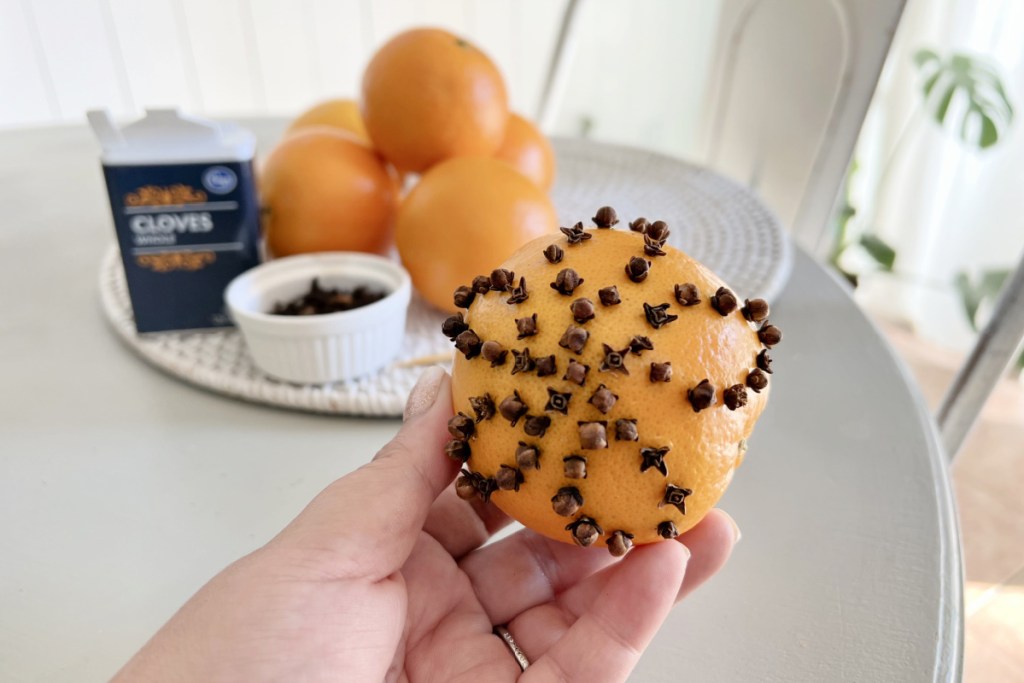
[90,110,261,333]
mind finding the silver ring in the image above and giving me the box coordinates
[493,625,530,671]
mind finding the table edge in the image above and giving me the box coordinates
[809,251,964,682]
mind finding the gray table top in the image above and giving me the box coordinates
[0,123,961,682]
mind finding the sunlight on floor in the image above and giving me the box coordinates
[964,575,1024,681]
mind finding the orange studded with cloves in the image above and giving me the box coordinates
[443,209,777,554]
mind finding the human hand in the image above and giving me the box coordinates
[114,367,740,682]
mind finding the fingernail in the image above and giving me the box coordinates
[722,511,742,544]
[404,366,446,422]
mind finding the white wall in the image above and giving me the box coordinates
[0,0,562,124]
[0,0,721,162]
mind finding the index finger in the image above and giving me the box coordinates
[270,369,458,580]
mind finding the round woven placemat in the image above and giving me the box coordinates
[99,138,792,416]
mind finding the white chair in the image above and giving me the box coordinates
[539,0,907,256]
[541,0,1024,461]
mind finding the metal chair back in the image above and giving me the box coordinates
[538,0,906,255]
[540,0,1024,460]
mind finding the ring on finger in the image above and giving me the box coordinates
[493,624,530,671]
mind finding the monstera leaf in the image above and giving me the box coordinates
[914,49,1014,149]
[955,268,1024,369]
[954,268,1011,330]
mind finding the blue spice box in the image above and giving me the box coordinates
[89,109,261,333]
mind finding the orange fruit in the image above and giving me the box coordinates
[395,157,558,311]
[361,28,509,174]
[286,98,370,144]
[494,113,556,191]
[261,127,399,257]
[446,224,774,551]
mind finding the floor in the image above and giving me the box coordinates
[879,321,1024,682]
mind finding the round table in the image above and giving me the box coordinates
[0,123,962,681]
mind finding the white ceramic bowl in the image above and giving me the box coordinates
[225,252,412,384]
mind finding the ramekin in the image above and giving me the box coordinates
[225,252,412,384]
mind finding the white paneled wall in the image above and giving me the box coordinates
[0,1,57,122]
[0,0,568,124]
[0,0,720,160]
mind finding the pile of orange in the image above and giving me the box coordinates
[260,28,559,311]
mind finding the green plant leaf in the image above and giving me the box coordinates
[993,78,1015,117]
[914,48,1015,149]
[953,272,981,328]
[979,113,998,148]
[829,158,859,268]
[934,82,956,123]
[954,268,1011,329]
[859,234,897,271]
[951,54,972,72]
[922,70,943,98]
[913,48,940,68]
[982,269,1011,293]
[955,269,1024,371]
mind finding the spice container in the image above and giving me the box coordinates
[89,109,260,333]
[225,252,412,384]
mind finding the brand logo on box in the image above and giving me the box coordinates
[202,166,237,194]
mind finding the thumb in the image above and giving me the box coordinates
[271,367,459,579]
